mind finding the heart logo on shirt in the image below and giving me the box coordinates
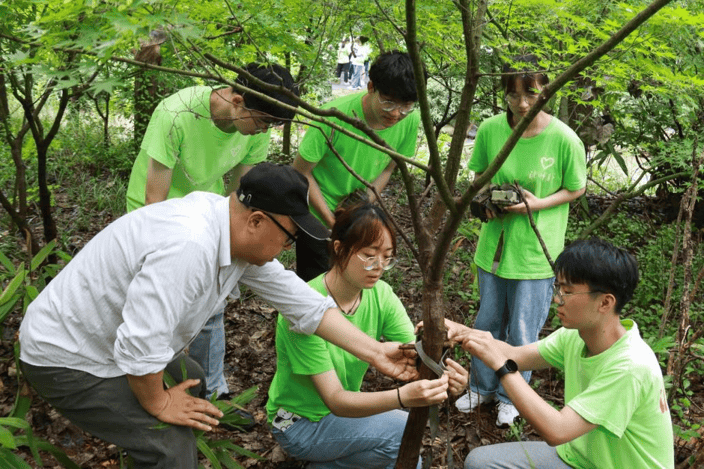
[541,157,555,170]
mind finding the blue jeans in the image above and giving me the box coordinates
[465,441,573,469]
[270,410,421,469]
[188,303,228,398]
[470,268,553,404]
[350,64,364,88]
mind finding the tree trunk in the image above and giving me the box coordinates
[395,279,446,468]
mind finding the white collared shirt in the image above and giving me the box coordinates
[19,192,334,378]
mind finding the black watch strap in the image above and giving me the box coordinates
[495,359,518,380]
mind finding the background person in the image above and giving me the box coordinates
[349,36,371,90]
[448,238,674,469]
[267,202,467,468]
[455,55,587,426]
[293,51,424,282]
[125,63,299,401]
[20,163,418,469]
[335,38,351,85]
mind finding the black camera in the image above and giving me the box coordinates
[470,184,522,222]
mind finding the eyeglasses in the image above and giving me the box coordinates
[505,93,540,105]
[356,253,398,271]
[258,211,297,247]
[552,282,603,306]
[257,118,285,129]
[244,107,285,129]
[375,93,416,116]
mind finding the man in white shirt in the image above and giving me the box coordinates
[19,163,416,469]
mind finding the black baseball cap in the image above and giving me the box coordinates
[236,162,330,241]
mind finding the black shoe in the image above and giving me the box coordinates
[216,393,256,432]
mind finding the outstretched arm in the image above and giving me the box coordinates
[367,161,396,203]
[292,154,335,228]
[315,309,419,381]
[311,369,449,418]
[458,325,597,445]
[145,158,173,205]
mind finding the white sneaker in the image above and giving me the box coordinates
[455,391,496,413]
[496,401,520,426]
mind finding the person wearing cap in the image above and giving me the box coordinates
[19,163,417,469]
[293,50,425,282]
[125,63,299,401]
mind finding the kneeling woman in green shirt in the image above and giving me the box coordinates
[266,202,467,468]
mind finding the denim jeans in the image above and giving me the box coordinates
[465,441,573,469]
[350,64,364,89]
[270,410,421,469]
[470,268,554,404]
[188,303,228,398]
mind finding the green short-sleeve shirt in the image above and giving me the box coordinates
[538,321,674,469]
[468,113,586,278]
[265,274,415,423]
[126,86,270,212]
[298,92,420,220]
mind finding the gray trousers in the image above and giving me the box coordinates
[465,441,574,469]
[21,354,205,469]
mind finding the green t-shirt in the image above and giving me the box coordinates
[265,274,415,424]
[468,113,586,279]
[538,321,674,469]
[125,86,270,212]
[298,92,420,220]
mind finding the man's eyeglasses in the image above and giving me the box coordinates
[257,118,285,129]
[375,93,416,116]
[259,211,297,247]
[552,282,603,306]
[244,107,285,129]
[505,93,540,105]
[356,253,398,271]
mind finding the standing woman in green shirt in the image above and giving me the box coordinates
[455,55,587,426]
[267,202,467,468]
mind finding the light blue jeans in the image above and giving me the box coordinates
[188,303,228,399]
[350,64,364,89]
[465,441,573,468]
[270,410,421,469]
[470,268,554,404]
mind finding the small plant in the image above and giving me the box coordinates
[0,242,77,468]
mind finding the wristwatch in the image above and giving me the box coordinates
[495,359,518,380]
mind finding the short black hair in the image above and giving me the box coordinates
[368,51,426,103]
[234,63,299,121]
[554,238,639,314]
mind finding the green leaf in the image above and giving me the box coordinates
[0,426,17,449]
[607,142,629,176]
[0,448,32,469]
[0,268,26,306]
[0,296,21,324]
[30,239,56,272]
[196,438,223,469]
[25,285,39,302]
[0,251,15,275]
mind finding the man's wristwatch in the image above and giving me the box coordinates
[495,359,518,380]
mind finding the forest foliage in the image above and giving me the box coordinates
[1,0,704,467]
